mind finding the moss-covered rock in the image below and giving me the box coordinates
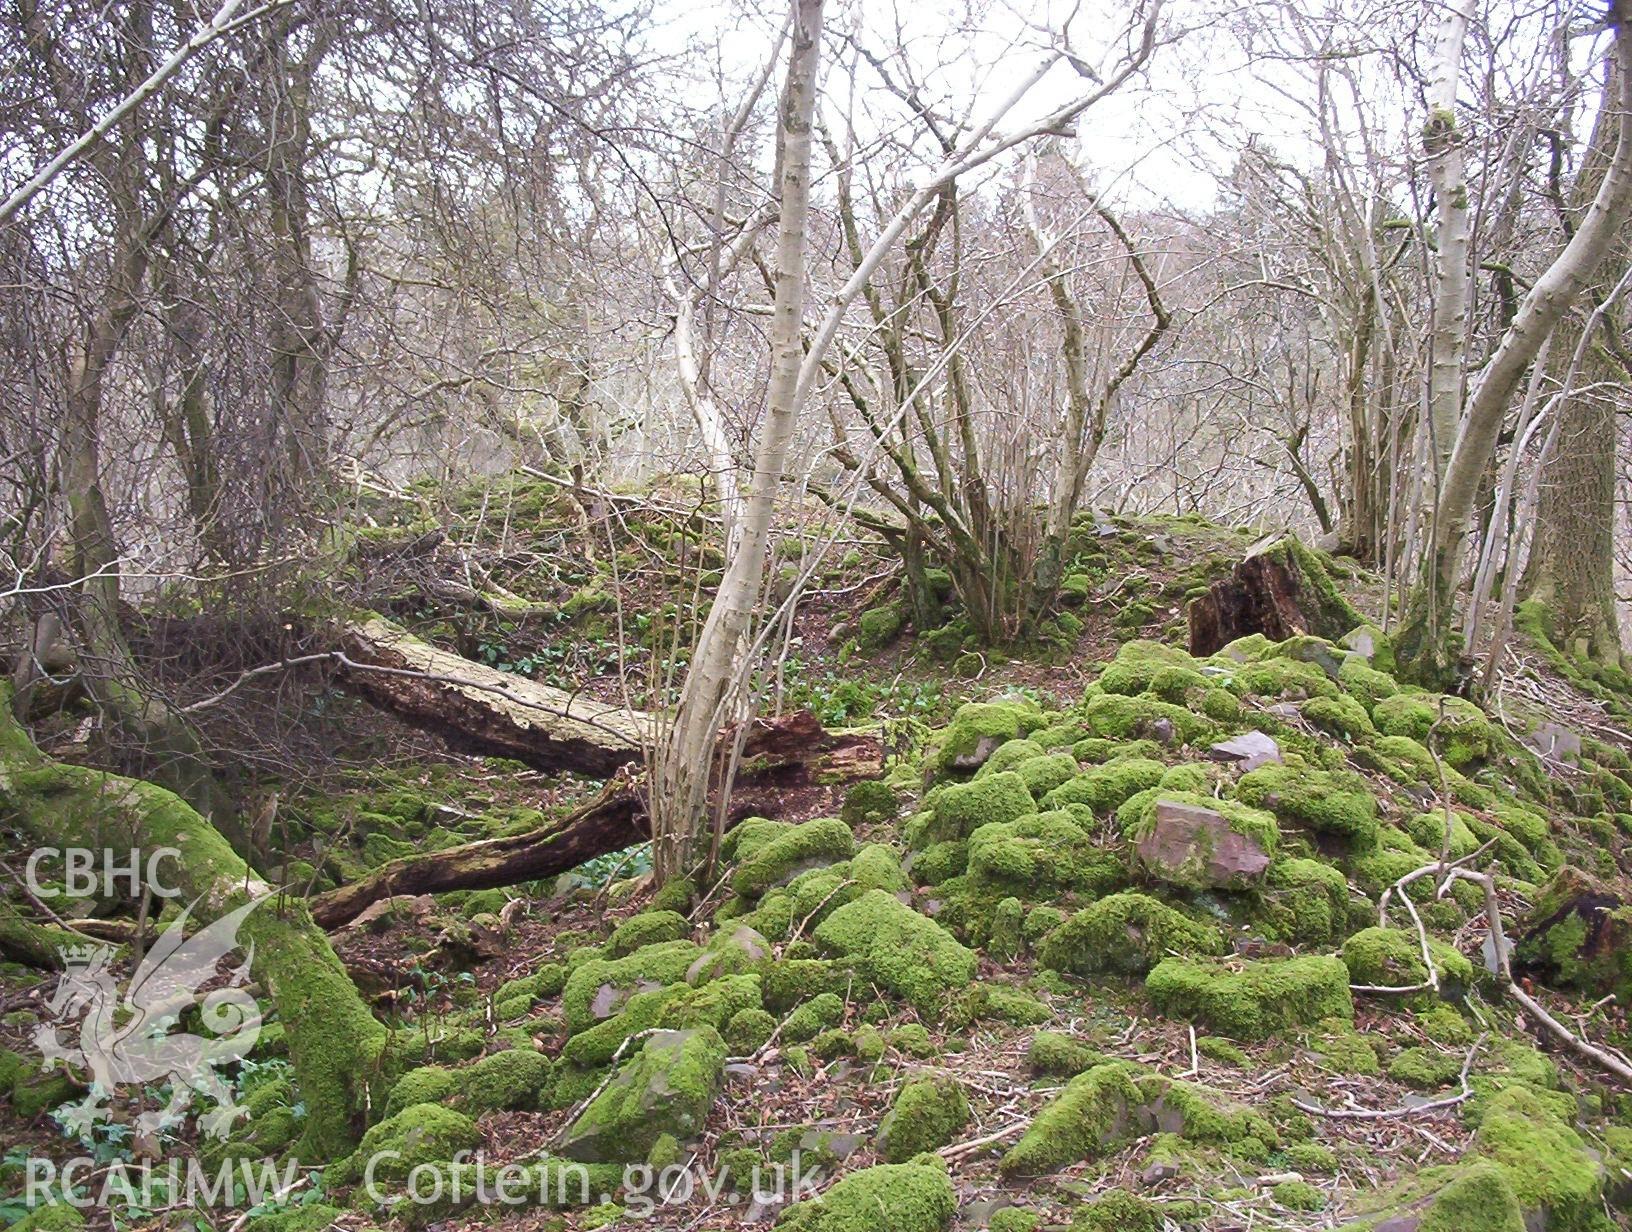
[328,1103,482,1187]
[1081,693,1213,745]
[605,910,692,957]
[781,992,846,1043]
[1041,757,1166,814]
[1001,1062,1272,1175]
[813,891,977,1013]
[1038,892,1224,976]
[1145,955,1353,1040]
[966,808,1123,897]
[1472,1084,1605,1230]
[926,772,1037,845]
[775,1155,956,1232]
[841,780,899,828]
[876,1077,970,1162]
[1234,762,1379,848]
[1026,1031,1108,1077]
[1341,926,1474,993]
[732,818,856,897]
[458,1048,554,1111]
[561,941,703,1033]
[927,701,1043,778]
[555,1027,727,1164]
[983,895,1023,962]
[1126,793,1279,892]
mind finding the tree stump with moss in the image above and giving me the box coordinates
[1187,535,1362,656]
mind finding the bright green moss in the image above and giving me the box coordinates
[1038,892,1224,976]
[1373,693,1495,768]
[724,1006,777,1054]
[1001,1062,1272,1176]
[910,840,968,885]
[1472,1085,1604,1229]
[1096,641,1211,701]
[1388,1046,1463,1089]
[1072,1191,1161,1232]
[1026,1031,1108,1077]
[1145,955,1353,1040]
[986,1209,1039,1232]
[776,1156,956,1232]
[1272,1180,1325,1211]
[328,1103,482,1187]
[814,891,977,1012]
[1234,762,1379,848]
[848,843,908,894]
[987,895,1024,962]
[4,1205,86,1232]
[456,1048,553,1112]
[781,992,846,1043]
[1081,693,1213,744]
[928,771,1037,844]
[1301,694,1377,742]
[1232,655,1341,701]
[967,809,1123,897]
[1013,751,1081,798]
[877,1077,971,1162]
[947,983,1051,1027]
[1042,757,1166,813]
[973,738,1047,776]
[1000,1061,1146,1174]
[857,604,906,650]
[1341,926,1474,992]
[605,910,691,957]
[1308,1019,1381,1075]
[1339,653,1400,710]
[732,818,855,897]
[928,701,1043,778]
[759,958,855,1012]
[556,1027,727,1164]
[1260,857,1350,945]
[561,941,703,1033]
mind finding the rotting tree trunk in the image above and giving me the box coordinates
[339,616,651,776]
[1188,535,1364,656]
[311,775,645,928]
[310,710,881,930]
[0,702,385,1160]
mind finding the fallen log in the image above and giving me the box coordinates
[1188,534,1363,656]
[310,774,646,928]
[308,710,883,929]
[339,615,651,776]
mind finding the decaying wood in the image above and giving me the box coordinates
[310,774,645,928]
[1188,535,1360,656]
[308,709,882,929]
[339,615,652,776]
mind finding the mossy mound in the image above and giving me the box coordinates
[1000,1062,1273,1175]
[731,818,856,897]
[876,1077,970,1162]
[924,771,1037,844]
[1037,892,1224,976]
[328,1102,482,1187]
[813,890,977,1012]
[1234,761,1380,848]
[555,1027,727,1164]
[1145,955,1353,1040]
[1341,925,1475,993]
[776,1156,956,1231]
[966,808,1124,897]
